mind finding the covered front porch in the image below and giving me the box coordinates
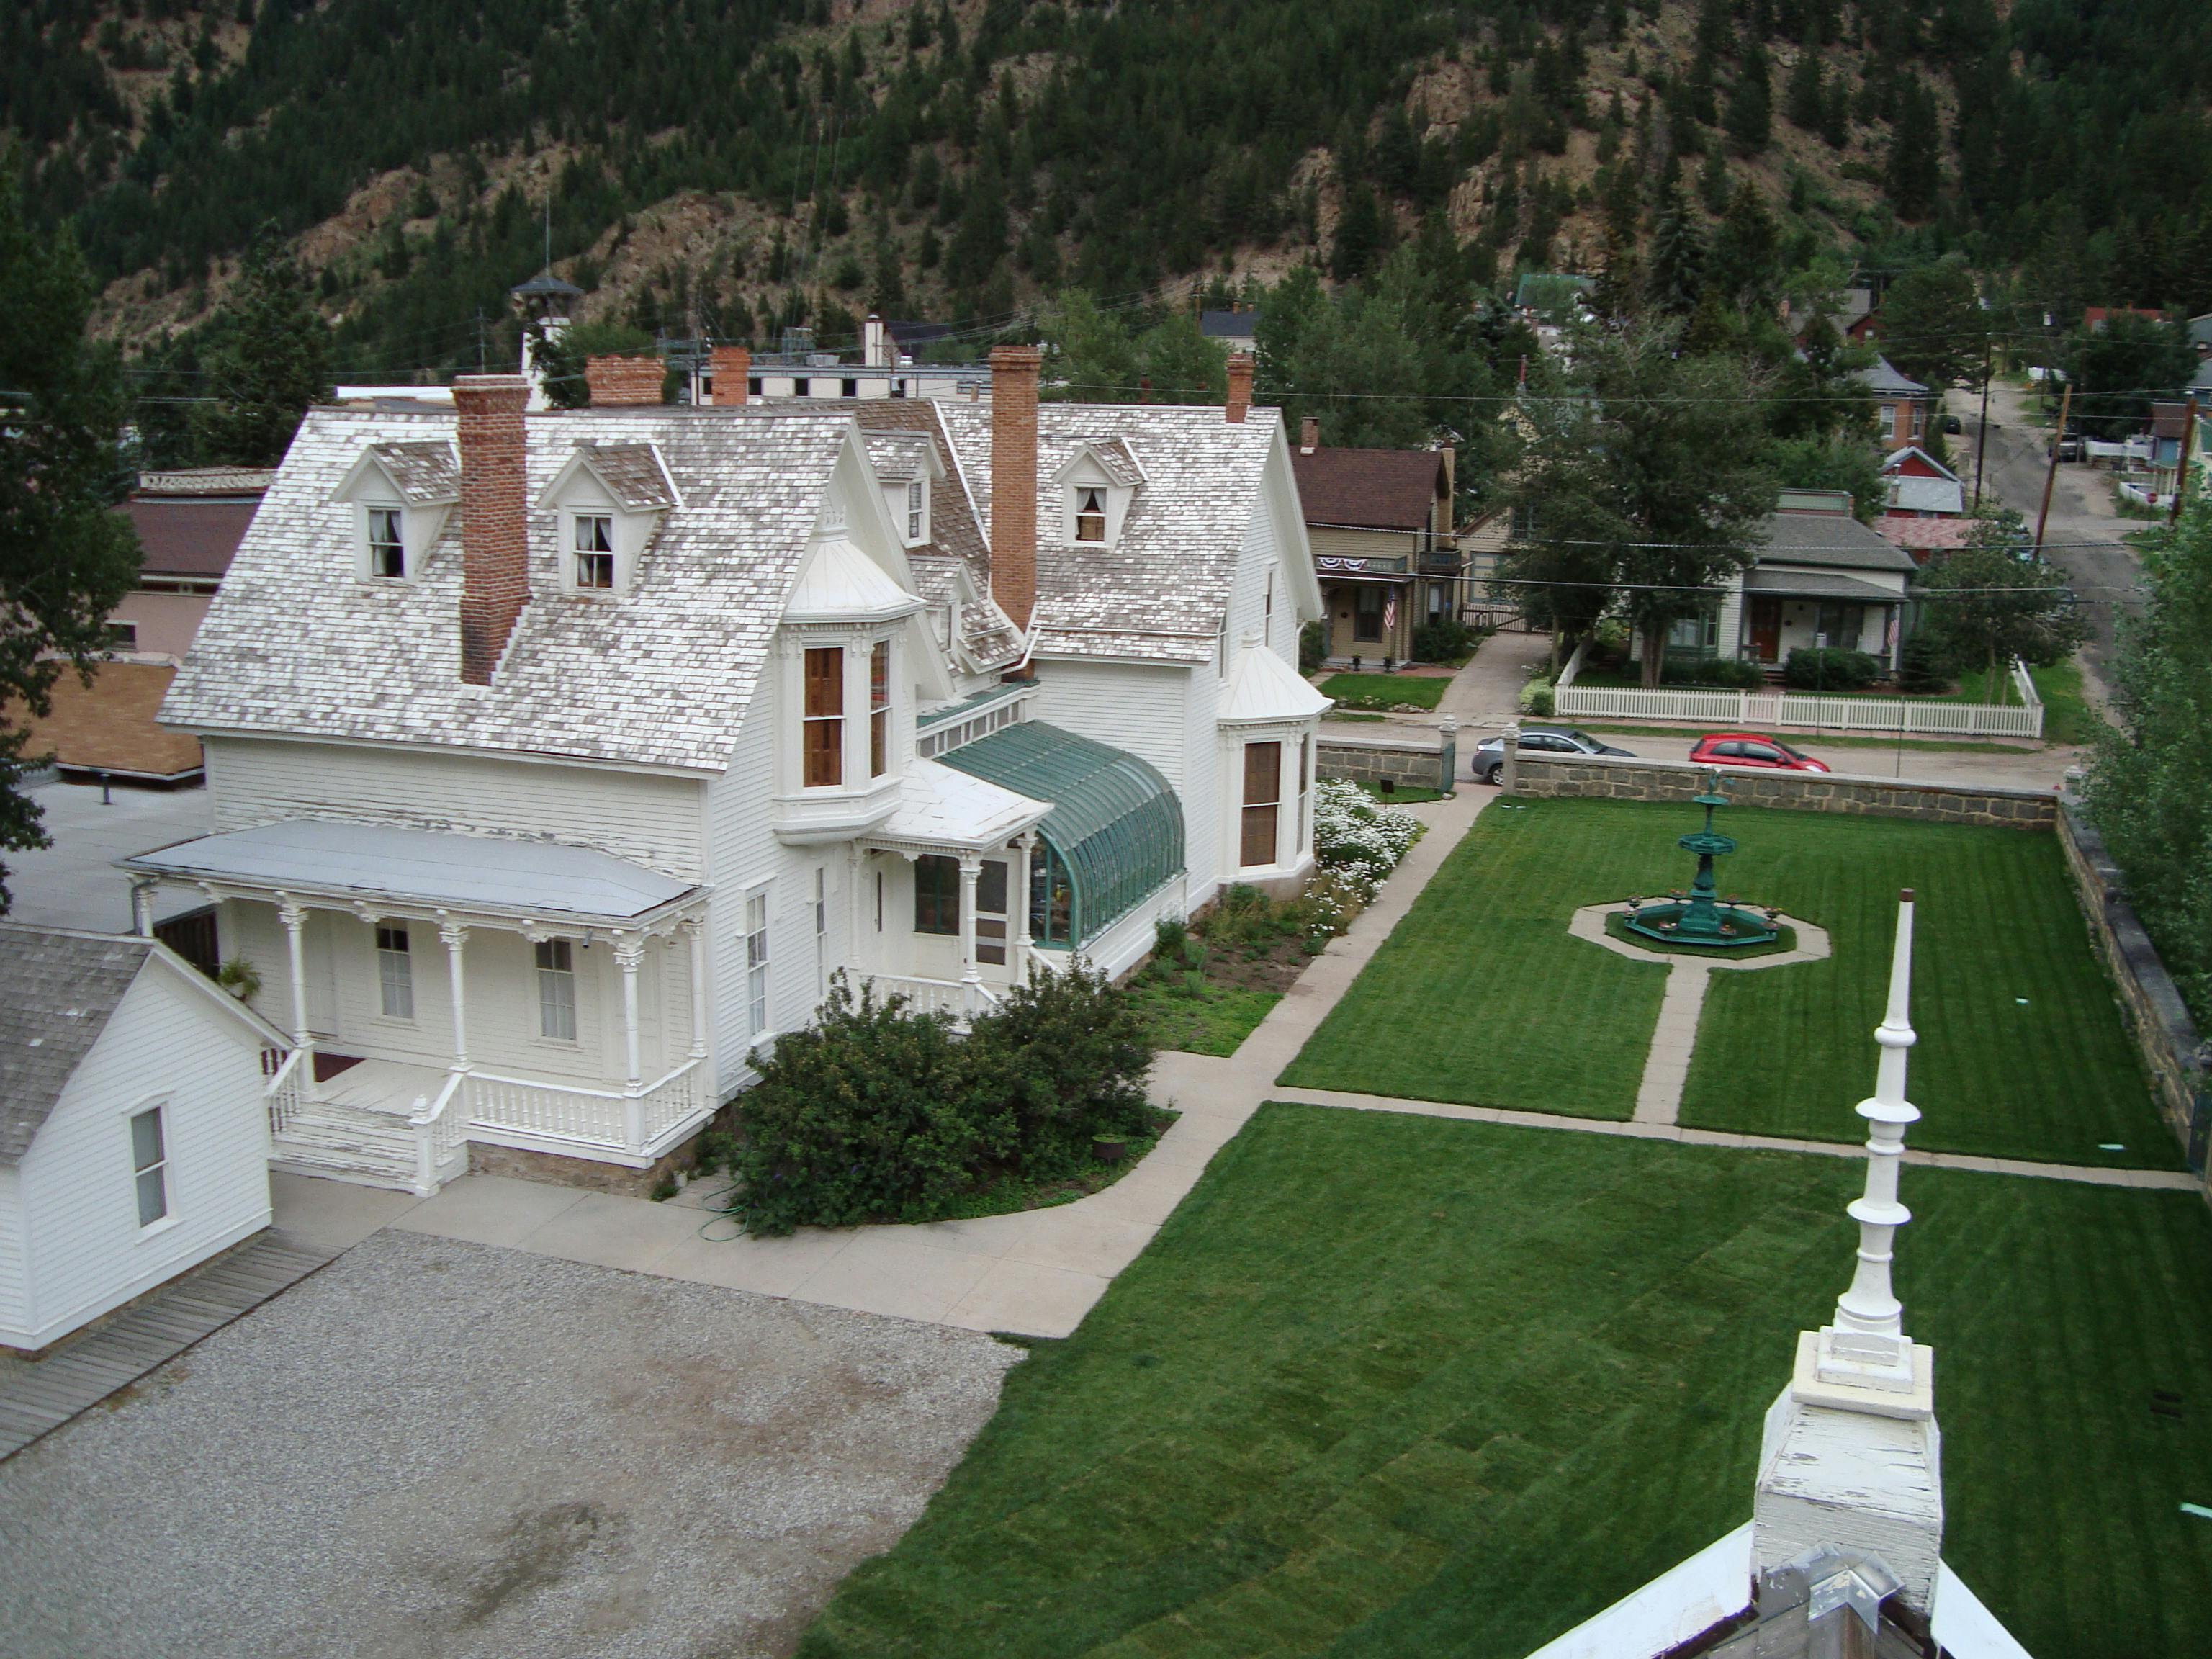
[122,819,714,1192]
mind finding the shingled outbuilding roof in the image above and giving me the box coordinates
[0,927,153,1164]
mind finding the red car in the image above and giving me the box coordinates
[1689,732,1831,773]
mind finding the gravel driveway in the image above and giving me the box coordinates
[0,1230,1021,1659]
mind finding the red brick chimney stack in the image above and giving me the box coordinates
[1300,415,1321,453]
[585,354,665,406]
[988,344,1042,631]
[451,374,532,686]
[709,346,751,406]
[1226,353,1253,423]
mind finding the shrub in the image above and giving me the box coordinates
[1411,618,1475,663]
[1313,778,1422,898]
[1783,647,1884,691]
[1299,619,1327,674]
[1519,677,1555,716]
[1660,655,1765,690]
[721,968,1155,1236]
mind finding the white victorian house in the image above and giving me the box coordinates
[129,351,1324,1192]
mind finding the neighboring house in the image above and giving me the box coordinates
[1200,309,1261,352]
[131,353,1323,1192]
[2083,305,2165,331]
[1843,301,1881,346]
[1512,273,1593,322]
[1288,418,1458,663]
[1879,445,1965,518]
[4,468,270,784]
[0,925,286,1354]
[1876,515,1979,565]
[1647,492,1917,674]
[709,319,989,403]
[1853,357,1929,451]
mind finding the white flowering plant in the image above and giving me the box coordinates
[1312,778,1423,891]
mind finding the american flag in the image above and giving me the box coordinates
[1382,594,1398,631]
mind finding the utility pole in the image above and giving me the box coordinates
[1972,331,1992,512]
[2034,381,2072,554]
[2170,395,2198,524]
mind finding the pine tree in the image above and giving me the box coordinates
[1698,146,1732,215]
[1331,181,1387,282]
[1887,77,1941,220]
[1645,192,1707,316]
[192,228,328,467]
[1786,51,1824,130]
[1708,180,1781,311]
[0,171,142,907]
[1726,40,1773,153]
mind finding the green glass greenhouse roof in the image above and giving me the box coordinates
[939,720,1184,945]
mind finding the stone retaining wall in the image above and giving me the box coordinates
[1318,732,1456,793]
[2056,801,2210,1182]
[1506,750,2057,828]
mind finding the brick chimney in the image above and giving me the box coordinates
[1226,353,1253,423]
[585,354,665,406]
[1300,415,1321,453]
[452,374,531,686]
[709,346,750,406]
[989,344,1041,631]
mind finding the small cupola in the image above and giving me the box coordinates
[1051,437,1146,549]
[328,440,459,583]
[536,441,679,595]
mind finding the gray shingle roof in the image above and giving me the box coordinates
[935,403,1280,665]
[1757,511,1921,573]
[368,441,459,505]
[0,926,153,1164]
[162,408,856,773]
[570,441,678,511]
[1853,356,1928,398]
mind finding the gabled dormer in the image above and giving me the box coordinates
[1053,436,1146,549]
[536,441,679,596]
[328,440,459,583]
[863,431,940,549]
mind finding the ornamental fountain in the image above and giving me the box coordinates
[1622,771,1783,949]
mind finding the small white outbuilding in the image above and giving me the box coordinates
[0,923,285,1353]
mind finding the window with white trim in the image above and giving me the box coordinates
[573,513,616,590]
[746,888,771,1040]
[1074,487,1107,543]
[804,646,845,788]
[906,480,925,541]
[377,924,414,1020]
[368,507,406,579]
[870,640,891,778]
[535,939,577,1041]
[130,1105,168,1228]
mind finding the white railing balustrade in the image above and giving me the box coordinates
[464,1058,708,1156]
[408,1070,469,1194]
[859,973,999,1020]
[261,1046,307,1140]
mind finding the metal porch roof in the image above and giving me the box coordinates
[938,721,1184,945]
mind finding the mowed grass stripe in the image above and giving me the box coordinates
[1676,809,2178,1166]
[799,1106,2212,1659]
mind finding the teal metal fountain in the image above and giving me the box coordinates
[1623,773,1782,948]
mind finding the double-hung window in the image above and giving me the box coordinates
[869,641,891,778]
[804,647,845,787]
[746,889,771,1039]
[130,1105,168,1228]
[573,513,615,590]
[1074,487,1106,543]
[535,939,577,1041]
[376,925,414,1020]
[914,855,960,935]
[1241,741,1282,868]
[368,508,405,579]
[906,480,925,541]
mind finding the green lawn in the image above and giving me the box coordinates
[1954,657,2105,746]
[1283,798,2178,1166]
[1318,673,1449,711]
[1130,978,1281,1057]
[801,1105,2212,1659]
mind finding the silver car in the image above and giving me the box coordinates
[1470,726,1635,786]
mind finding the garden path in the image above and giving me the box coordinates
[275,781,2196,1344]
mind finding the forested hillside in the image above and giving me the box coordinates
[8,0,2212,386]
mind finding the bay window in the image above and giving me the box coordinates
[803,647,844,787]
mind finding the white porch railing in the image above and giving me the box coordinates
[859,972,1001,1021]
[1553,654,2045,739]
[464,1056,708,1158]
[408,1069,469,1195]
[261,1046,306,1139]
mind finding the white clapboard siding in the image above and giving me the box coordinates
[703,691,788,1097]
[204,737,709,880]
[0,1165,24,1339]
[1030,660,1194,788]
[6,958,271,1351]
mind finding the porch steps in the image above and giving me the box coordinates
[271,1100,423,1192]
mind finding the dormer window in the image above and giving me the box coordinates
[572,513,616,590]
[367,508,406,579]
[906,480,926,542]
[1075,487,1107,543]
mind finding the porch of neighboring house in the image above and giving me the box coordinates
[1737,572,1904,673]
[120,819,714,1194]
[1318,572,1413,667]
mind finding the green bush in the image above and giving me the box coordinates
[1896,633,1954,694]
[1299,620,1327,674]
[1660,655,1765,690]
[721,968,1154,1236]
[1783,647,1884,691]
[1411,618,1475,663]
[1519,678,1555,716]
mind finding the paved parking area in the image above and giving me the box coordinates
[0,1230,1020,1659]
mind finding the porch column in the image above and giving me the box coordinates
[130,876,157,938]
[957,853,983,1007]
[684,917,708,1061]
[614,935,646,1155]
[437,918,469,1071]
[1012,833,1035,983]
[276,895,314,1064]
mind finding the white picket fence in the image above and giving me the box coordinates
[1552,646,2044,739]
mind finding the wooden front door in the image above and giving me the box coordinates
[1749,598,1783,663]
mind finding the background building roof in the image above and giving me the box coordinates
[118,498,261,580]
[1287,446,1445,534]
[1758,511,1922,572]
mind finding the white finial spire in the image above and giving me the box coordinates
[1818,889,1923,1389]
